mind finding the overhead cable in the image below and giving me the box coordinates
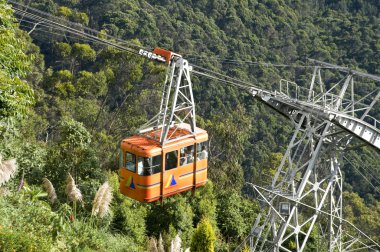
[343,156,380,195]
[192,69,253,91]
[191,64,261,89]
[12,7,141,56]
[8,0,147,50]
[186,54,334,69]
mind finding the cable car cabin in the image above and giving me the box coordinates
[119,124,208,203]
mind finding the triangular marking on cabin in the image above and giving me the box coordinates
[165,174,176,188]
[129,177,136,189]
[165,176,171,188]
[170,175,177,186]
[125,176,131,188]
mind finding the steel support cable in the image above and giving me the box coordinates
[18,22,106,44]
[17,11,263,96]
[15,11,103,42]
[191,64,264,90]
[344,150,380,185]
[12,7,142,57]
[186,54,335,69]
[16,8,269,98]
[16,18,122,50]
[95,0,313,71]
[13,7,122,45]
[12,1,380,130]
[12,3,365,94]
[347,155,380,186]
[8,0,147,50]
[17,24,116,59]
[358,162,380,186]
[13,8,105,41]
[11,3,117,42]
[15,12,120,50]
[10,0,380,95]
[13,10,154,66]
[191,69,255,91]
[343,156,380,192]
[309,59,380,82]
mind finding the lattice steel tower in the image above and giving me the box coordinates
[241,60,380,252]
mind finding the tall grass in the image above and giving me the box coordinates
[65,173,82,202]
[92,181,112,218]
[0,155,17,186]
[42,178,57,204]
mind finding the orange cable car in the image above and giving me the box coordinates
[119,123,208,203]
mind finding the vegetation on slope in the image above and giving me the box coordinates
[1,0,379,251]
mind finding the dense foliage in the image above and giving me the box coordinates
[1,0,379,251]
[191,218,216,252]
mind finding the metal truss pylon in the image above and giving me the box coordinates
[241,61,380,252]
[138,56,197,146]
[249,112,347,252]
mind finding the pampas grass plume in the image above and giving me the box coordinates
[42,178,57,203]
[0,155,17,186]
[92,181,112,218]
[147,237,158,252]
[158,234,164,252]
[171,234,182,252]
[65,173,82,202]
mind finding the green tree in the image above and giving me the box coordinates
[0,1,31,77]
[70,43,96,72]
[57,6,72,17]
[76,70,109,98]
[344,192,380,244]
[45,117,104,201]
[55,42,72,59]
[216,192,258,245]
[72,43,96,62]
[146,195,194,248]
[0,0,34,134]
[204,105,251,192]
[47,69,75,97]
[191,218,216,252]
[108,172,147,246]
[190,181,217,226]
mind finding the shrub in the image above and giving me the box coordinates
[191,218,216,252]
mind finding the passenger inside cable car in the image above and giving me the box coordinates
[119,123,208,203]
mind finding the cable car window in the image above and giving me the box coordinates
[126,152,136,172]
[138,155,162,176]
[119,149,124,168]
[197,141,208,160]
[180,145,194,166]
[166,150,178,170]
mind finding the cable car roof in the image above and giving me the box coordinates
[121,123,208,156]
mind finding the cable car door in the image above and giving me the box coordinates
[163,150,180,197]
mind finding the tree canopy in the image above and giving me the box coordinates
[0,0,379,251]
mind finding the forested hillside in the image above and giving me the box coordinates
[1,0,379,251]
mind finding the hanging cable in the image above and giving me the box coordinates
[12,6,168,63]
[191,64,264,90]
[11,6,142,56]
[185,54,335,69]
[18,22,108,44]
[12,4,265,93]
[192,69,253,91]
[9,0,339,72]
[343,156,380,195]
[8,0,148,50]
[344,155,380,187]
